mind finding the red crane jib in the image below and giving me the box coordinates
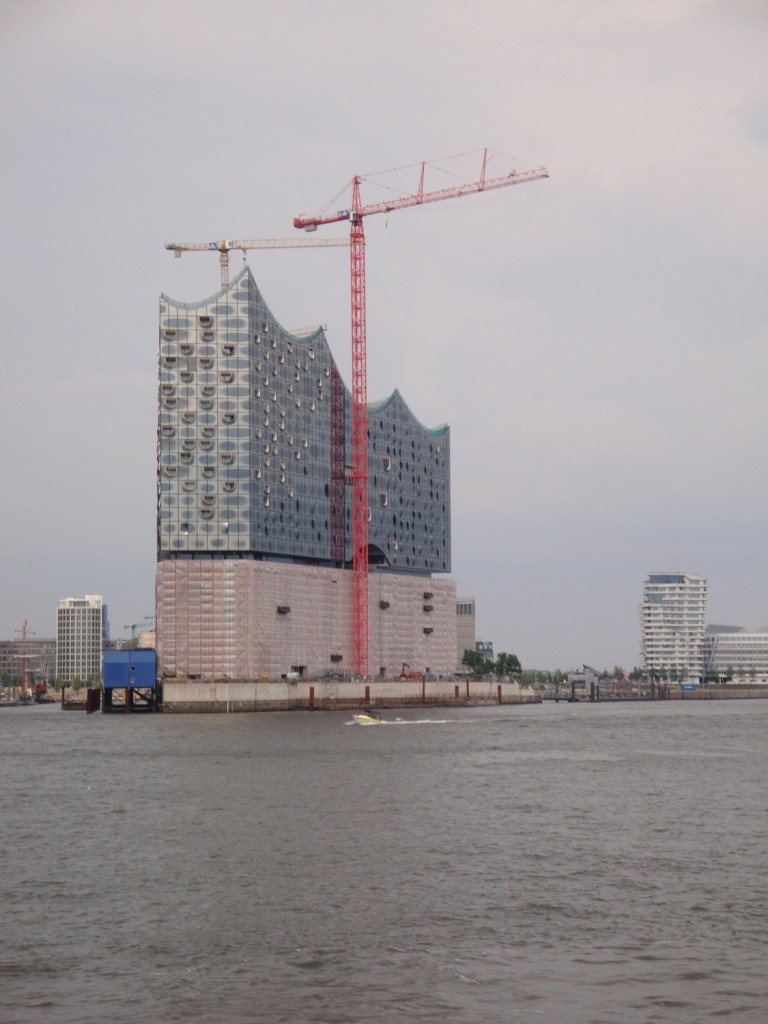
[294,152,548,677]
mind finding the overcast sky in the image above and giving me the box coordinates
[1,0,766,670]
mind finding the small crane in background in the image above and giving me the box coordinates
[124,617,154,642]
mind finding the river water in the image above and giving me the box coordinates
[1,699,767,1023]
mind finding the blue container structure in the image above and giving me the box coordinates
[104,650,157,688]
[100,650,158,712]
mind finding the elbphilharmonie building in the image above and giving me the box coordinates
[156,267,457,680]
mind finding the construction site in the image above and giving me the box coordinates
[156,151,548,707]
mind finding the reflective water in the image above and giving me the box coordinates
[2,699,767,1023]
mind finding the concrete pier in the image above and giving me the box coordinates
[161,678,539,713]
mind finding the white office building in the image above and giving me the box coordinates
[56,595,107,683]
[702,625,768,682]
[640,572,707,680]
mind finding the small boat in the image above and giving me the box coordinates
[352,710,382,726]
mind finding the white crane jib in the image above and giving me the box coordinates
[164,237,349,288]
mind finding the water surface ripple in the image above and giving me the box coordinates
[2,700,767,1022]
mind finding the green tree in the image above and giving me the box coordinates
[461,650,494,676]
[495,652,522,676]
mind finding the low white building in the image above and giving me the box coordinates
[702,625,768,683]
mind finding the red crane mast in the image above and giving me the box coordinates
[294,150,548,678]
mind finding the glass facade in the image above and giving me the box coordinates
[158,268,451,573]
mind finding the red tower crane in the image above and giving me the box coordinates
[295,149,548,678]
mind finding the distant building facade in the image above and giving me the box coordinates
[456,597,476,669]
[56,595,107,683]
[640,572,707,679]
[0,637,56,685]
[476,640,494,662]
[702,625,768,682]
[138,629,156,650]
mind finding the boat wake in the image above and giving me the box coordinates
[348,716,470,726]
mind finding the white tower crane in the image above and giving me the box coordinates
[164,237,349,289]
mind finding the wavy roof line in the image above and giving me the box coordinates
[162,268,447,433]
[161,267,325,343]
[369,388,448,436]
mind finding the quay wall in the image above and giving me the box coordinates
[670,684,768,700]
[161,678,539,713]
